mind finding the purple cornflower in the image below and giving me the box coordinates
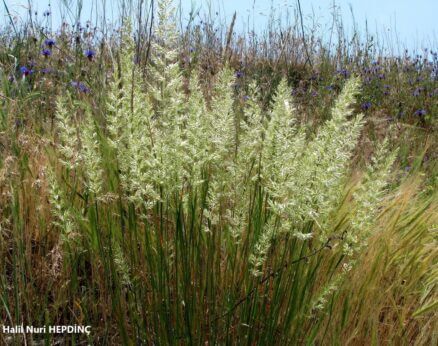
[41,49,51,57]
[363,76,372,85]
[243,95,250,101]
[337,69,350,78]
[235,70,244,78]
[309,73,319,81]
[361,101,372,111]
[413,87,423,97]
[84,49,96,61]
[20,66,33,76]
[44,38,56,48]
[15,119,24,128]
[70,81,90,93]
[414,109,426,117]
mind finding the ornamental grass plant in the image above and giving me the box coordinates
[0,0,436,344]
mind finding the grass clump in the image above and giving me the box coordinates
[0,0,436,344]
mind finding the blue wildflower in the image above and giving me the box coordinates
[44,38,56,47]
[361,101,372,111]
[80,84,90,93]
[413,87,423,97]
[309,73,319,81]
[337,69,350,78]
[84,49,96,61]
[15,119,24,128]
[42,49,51,57]
[70,81,90,93]
[235,70,244,78]
[414,109,426,117]
[20,66,33,76]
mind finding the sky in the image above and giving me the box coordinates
[2,0,437,52]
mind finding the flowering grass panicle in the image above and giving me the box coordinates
[347,138,398,255]
[105,23,160,206]
[249,217,279,276]
[183,72,210,183]
[46,167,78,246]
[262,78,306,196]
[148,0,183,122]
[113,241,131,286]
[249,76,366,275]
[302,77,364,234]
[80,111,104,195]
[238,82,265,176]
[54,93,80,170]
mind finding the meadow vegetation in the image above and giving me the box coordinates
[0,0,437,344]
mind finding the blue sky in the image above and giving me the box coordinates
[2,0,437,52]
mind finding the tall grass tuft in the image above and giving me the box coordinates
[0,0,436,344]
